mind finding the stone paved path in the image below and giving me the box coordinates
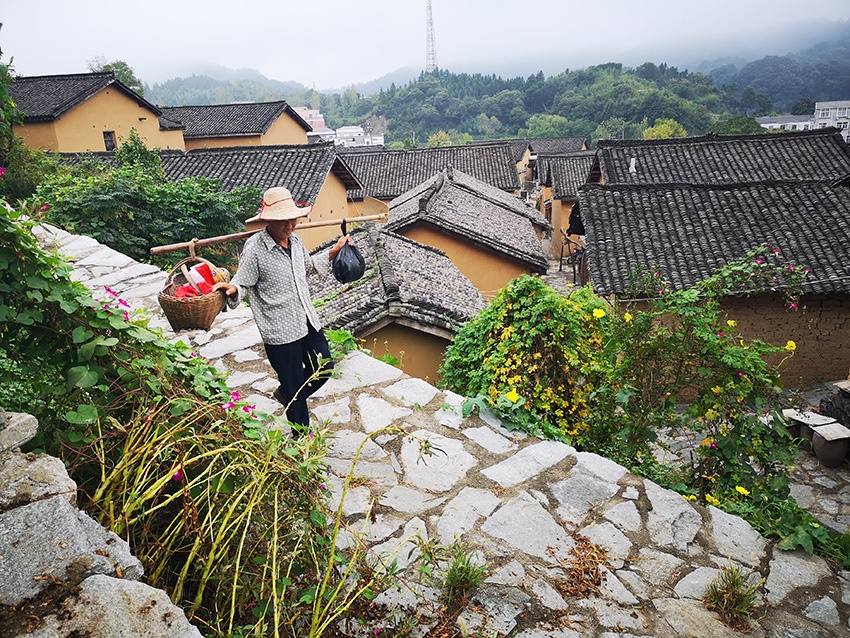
[31,223,850,636]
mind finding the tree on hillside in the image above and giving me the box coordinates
[87,56,145,96]
[791,97,815,115]
[709,116,766,135]
[519,113,572,138]
[643,118,687,139]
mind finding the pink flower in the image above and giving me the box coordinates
[788,265,795,271]
[172,469,184,481]
[755,258,763,265]
[773,249,781,255]
[737,372,744,377]
[40,203,49,212]
[230,391,241,402]
[716,332,723,337]
[241,404,256,413]
[104,286,118,297]
[221,401,235,411]
[0,167,5,178]
[16,251,23,259]
[123,310,129,322]
[710,442,717,449]
[790,302,798,310]
[118,298,130,308]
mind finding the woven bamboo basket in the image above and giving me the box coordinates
[158,256,230,331]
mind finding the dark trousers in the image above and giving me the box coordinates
[264,324,333,430]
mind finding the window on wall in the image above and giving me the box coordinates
[820,109,831,118]
[103,131,116,151]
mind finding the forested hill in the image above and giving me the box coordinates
[145,36,850,146]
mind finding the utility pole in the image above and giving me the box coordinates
[425,0,437,73]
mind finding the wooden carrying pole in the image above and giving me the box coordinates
[149,213,388,256]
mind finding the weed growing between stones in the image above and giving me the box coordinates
[703,563,764,631]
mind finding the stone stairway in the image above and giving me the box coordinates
[5,221,850,637]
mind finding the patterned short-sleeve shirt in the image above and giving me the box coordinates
[229,230,329,345]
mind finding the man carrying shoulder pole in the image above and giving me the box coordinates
[213,187,351,435]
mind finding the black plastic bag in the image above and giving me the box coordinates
[332,219,365,284]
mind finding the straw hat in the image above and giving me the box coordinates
[246,187,312,222]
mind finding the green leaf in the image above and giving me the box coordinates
[72,326,94,343]
[67,365,99,389]
[169,399,194,416]
[65,404,99,424]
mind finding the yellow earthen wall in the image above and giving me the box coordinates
[362,322,451,384]
[400,225,530,299]
[15,88,184,152]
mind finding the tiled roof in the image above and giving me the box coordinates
[341,143,521,200]
[385,167,550,272]
[159,144,361,203]
[158,101,310,138]
[528,137,588,155]
[579,182,850,296]
[9,72,162,122]
[56,145,361,204]
[597,129,850,186]
[467,137,589,161]
[308,223,486,335]
[537,151,598,199]
[466,139,531,163]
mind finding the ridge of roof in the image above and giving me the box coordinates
[596,128,844,149]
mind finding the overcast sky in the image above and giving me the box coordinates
[3,1,850,90]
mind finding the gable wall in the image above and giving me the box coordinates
[298,173,354,250]
[400,225,530,299]
[263,114,309,145]
[16,88,184,152]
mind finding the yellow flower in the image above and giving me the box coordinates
[735,486,750,496]
[505,389,520,403]
[704,409,718,421]
[726,319,736,327]
[624,312,633,322]
[785,340,797,351]
[593,308,606,318]
[705,494,721,507]
[711,385,723,394]
[684,494,697,502]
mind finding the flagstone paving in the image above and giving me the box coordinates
[26,222,850,636]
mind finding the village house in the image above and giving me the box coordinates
[309,223,486,381]
[536,150,599,260]
[578,128,850,386]
[158,101,311,150]
[9,72,185,152]
[340,142,521,204]
[159,144,372,249]
[467,136,588,188]
[384,167,550,299]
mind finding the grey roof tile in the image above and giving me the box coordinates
[341,143,521,200]
[385,168,550,272]
[597,129,850,186]
[159,144,361,202]
[537,151,597,199]
[309,223,485,335]
[10,72,162,121]
[159,101,310,138]
[580,182,850,296]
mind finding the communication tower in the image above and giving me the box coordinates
[426,0,438,73]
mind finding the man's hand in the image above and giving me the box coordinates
[328,234,353,261]
[212,282,237,297]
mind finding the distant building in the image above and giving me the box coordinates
[755,114,813,133]
[334,125,384,147]
[814,100,850,141]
